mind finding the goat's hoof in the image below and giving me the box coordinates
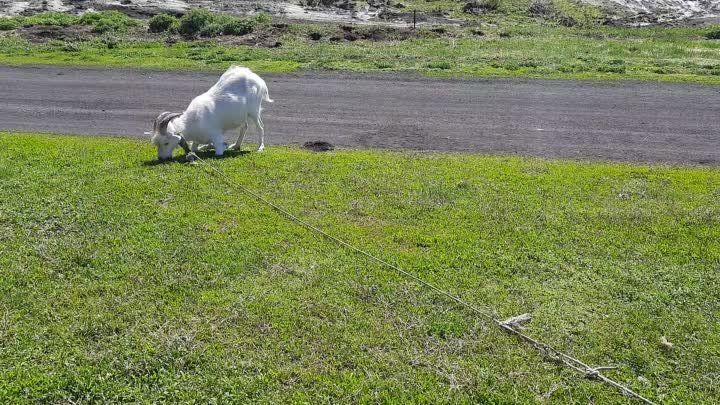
[257,146,265,153]
[229,143,242,150]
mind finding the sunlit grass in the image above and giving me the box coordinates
[1,132,718,404]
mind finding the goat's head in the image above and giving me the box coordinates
[147,112,188,161]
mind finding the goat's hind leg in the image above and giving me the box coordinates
[230,121,248,151]
[250,115,265,152]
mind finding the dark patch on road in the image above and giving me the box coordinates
[0,65,718,166]
[303,141,335,152]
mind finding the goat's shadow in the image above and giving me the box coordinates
[142,149,251,167]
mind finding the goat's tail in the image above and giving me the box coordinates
[262,85,274,103]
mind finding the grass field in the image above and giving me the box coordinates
[1,133,718,404]
[3,10,720,82]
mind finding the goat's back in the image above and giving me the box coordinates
[209,66,267,99]
[180,66,269,137]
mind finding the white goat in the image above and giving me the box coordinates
[148,66,273,161]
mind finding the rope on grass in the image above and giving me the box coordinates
[187,152,659,405]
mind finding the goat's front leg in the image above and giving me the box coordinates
[183,140,199,162]
[211,133,226,157]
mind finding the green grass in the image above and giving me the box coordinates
[1,132,719,404]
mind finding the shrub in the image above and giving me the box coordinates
[212,13,237,28]
[222,19,255,36]
[425,61,451,70]
[706,28,720,40]
[78,11,104,25]
[200,22,224,37]
[463,0,499,15]
[0,17,18,31]
[301,0,340,7]
[220,13,270,36]
[254,12,272,26]
[80,11,139,33]
[91,20,116,34]
[176,9,269,38]
[178,9,215,38]
[528,0,578,26]
[149,14,178,33]
[556,14,577,27]
[597,59,626,74]
[178,10,272,38]
[101,34,120,49]
[22,12,78,27]
[62,42,80,52]
[529,0,555,17]
[544,0,601,27]
[0,11,143,32]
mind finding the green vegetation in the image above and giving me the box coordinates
[0,18,17,31]
[1,5,720,81]
[6,11,78,28]
[705,27,720,40]
[148,14,178,34]
[78,10,140,34]
[133,9,270,38]
[1,132,719,404]
[463,0,501,15]
[4,22,720,82]
[0,11,138,33]
[525,0,599,27]
[399,0,603,26]
[0,9,270,38]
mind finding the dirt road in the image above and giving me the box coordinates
[1,65,718,165]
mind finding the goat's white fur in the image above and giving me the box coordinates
[149,66,273,160]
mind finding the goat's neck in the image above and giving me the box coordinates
[168,114,187,136]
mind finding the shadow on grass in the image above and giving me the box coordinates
[142,149,251,166]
